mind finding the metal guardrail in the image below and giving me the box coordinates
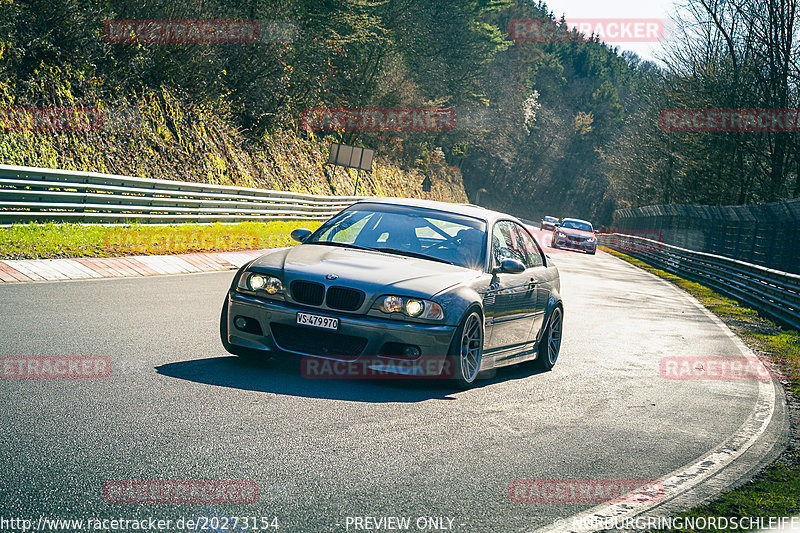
[612,200,800,274]
[599,233,800,331]
[0,164,364,223]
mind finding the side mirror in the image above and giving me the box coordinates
[493,258,526,274]
[291,228,312,243]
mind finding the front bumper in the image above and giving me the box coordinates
[225,291,457,371]
[553,235,597,253]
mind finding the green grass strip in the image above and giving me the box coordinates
[0,221,322,259]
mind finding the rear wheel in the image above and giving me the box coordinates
[448,310,484,388]
[220,295,271,362]
[533,306,562,371]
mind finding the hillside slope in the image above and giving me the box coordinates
[0,89,467,202]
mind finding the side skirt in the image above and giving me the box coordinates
[484,342,538,369]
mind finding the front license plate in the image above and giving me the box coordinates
[296,312,339,331]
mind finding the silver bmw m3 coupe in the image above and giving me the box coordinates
[221,198,563,387]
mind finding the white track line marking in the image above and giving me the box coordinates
[531,254,779,533]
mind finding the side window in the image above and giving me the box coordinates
[513,223,544,267]
[492,221,526,267]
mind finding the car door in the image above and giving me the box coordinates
[510,222,549,340]
[483,221,538,354]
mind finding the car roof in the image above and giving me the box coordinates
[351,197,519,225]
[562,217,593,226]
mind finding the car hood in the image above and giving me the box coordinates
[558,228,594,238]
[249,244,482,297]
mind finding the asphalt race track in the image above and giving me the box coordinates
[0,243,787,532]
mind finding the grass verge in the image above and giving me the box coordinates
[600,246,800,532]
[0,221,322,259]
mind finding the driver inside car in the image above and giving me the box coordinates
[454,228,484,270]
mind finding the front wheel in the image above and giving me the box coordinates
[448,310,484,388]
[533,306,562,371]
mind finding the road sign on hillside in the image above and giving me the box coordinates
[326,142,374,195]
[327,142,374,172]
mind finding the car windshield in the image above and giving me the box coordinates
[544,216,558,223]
[306,203,487,270]
[561,220,593,232]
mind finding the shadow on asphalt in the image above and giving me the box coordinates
[155,354,545,403]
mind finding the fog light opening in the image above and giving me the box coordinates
[380,342,423,359]
[233,315,263,335]
[402,345,422,358]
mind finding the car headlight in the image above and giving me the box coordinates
[381,295,404,313]
[237,272,284,295]
[405,299,424,317]
[376,295,444,320]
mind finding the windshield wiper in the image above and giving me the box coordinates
[308,241,374,252]
[370,247,454,265]
[310,242,455,265]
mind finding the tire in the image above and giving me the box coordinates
[533,306,563,371]
[448,309,484,388]
[220,295,271,362]
[589,250,596,255]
